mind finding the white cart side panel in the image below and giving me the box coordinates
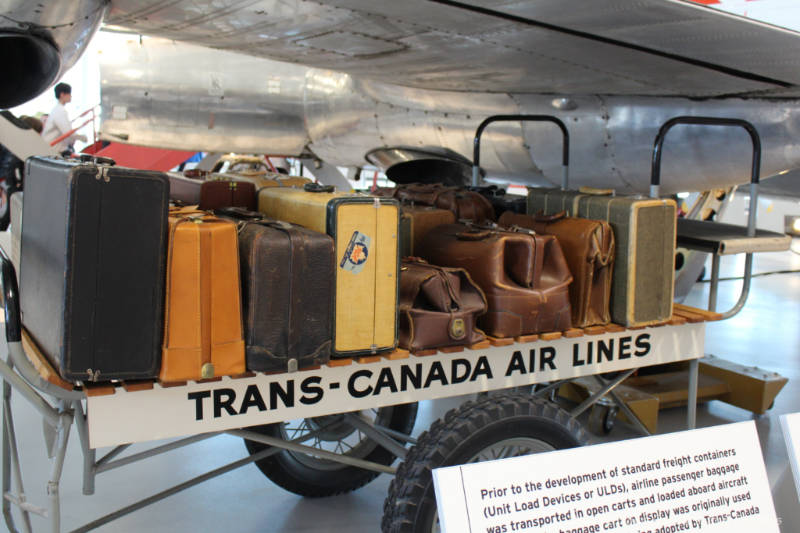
[88,323,704,448]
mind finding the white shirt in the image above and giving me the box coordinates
[42,102,76,152]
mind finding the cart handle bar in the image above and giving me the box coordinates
[472,115,569,189]
[650,116,761,202]
[0,246,21,343]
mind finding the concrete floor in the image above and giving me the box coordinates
[1,240,799,533]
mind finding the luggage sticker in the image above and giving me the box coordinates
[340,231,370,274]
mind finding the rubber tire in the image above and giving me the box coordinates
[382,393,588,533]
[244,402,418,497]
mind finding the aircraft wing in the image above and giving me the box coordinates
[104,0,800,98]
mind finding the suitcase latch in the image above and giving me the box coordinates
[287,359,298,373]
[201,363,215,379]
[373,198,380,209]
[95,168,111,183]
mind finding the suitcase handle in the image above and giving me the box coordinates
[78,154,116,166]
[577,186,613,196]
[456,229,492,241]
[303,183,335,193]
[184,169,208,179]
[533,211,566,222]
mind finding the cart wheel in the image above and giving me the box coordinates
[382,392,587,533]
[243,402,417,497]
[588,404,618,435]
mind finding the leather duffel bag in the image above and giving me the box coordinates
[498,211,615,327]
[418,223,572,338]
[399,259,487,351]
[377,183,495,222]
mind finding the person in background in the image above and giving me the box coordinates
[41,82,86,156]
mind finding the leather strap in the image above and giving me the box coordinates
[533,211,566,223]
[200,225,213,373]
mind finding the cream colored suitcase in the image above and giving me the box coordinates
[259,186,399,356]
[527,188,676,327]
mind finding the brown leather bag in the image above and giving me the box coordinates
[160,213,246,382]
[378,183,495,222]
[498,211,615,327]
[399,205,456,256]
[399,259,487,351]
[418,223,572,337]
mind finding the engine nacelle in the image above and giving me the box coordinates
[0,0,105,108]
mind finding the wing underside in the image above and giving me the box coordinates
[104,0,800,98]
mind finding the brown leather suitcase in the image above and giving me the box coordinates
[498,211,615,327]
[378,184,495,222]
[418,223,572,337]
[399,206,456,257]
[216,207,334,373]
[161,212,246,382]
[167,172,256,211]
[399,259,487,351]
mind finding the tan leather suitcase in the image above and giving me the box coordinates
[498,211,614,327]
[161,213,246,382]
[400,206,456,257]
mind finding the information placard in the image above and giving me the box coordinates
[780,412,800,501]
[434,421,778,533]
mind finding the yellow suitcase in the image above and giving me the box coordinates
[220,171,311,191]
[259,185,399,356]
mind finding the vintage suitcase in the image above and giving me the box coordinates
[399,205,456,257]
[161,213,246,382]
[221,171,311,191]
[10,191,22,273]
[167,172,256,211]
[216,207,334,372]
[378,184,495,222]
[418,223,572,337]
[527,188,676,327]
[258,185,399,356]
[20,156,168,382]
[398,259,487,351]
[498,211,615,327]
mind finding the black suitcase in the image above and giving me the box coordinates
[20,156,169,382]
[216,207,334,372]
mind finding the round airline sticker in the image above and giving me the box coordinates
[340,231,372,274]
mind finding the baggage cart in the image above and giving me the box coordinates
[5,114,781,532]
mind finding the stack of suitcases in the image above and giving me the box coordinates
[15,157,678,384]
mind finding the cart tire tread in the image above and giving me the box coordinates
[382,393,588,533]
